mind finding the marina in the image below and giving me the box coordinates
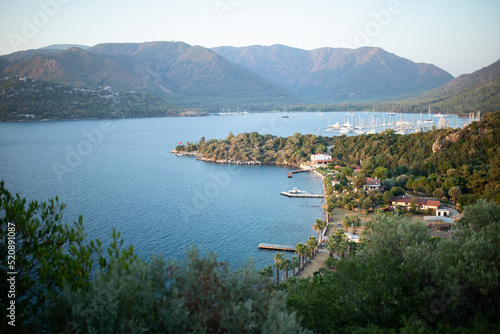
[321,109,468,135]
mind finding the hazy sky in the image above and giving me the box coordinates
[0,0,499,77]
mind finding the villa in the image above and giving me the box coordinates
[391,196,441,211]
[364,177,381,191]
[311,153,333,166]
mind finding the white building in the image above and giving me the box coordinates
[364,177,381,191]
[311,153,333,166]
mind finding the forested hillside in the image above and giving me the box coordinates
[213,45,453,102]
[0,77,184,120]
[175,132,332,165]
[177,111,500,205]
[330,110,500,205]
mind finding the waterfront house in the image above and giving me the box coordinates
[311,153,333,166]
[391,196,440,211]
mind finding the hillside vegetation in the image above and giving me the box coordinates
[177,111,500,205]
[329,110,500,205]
[0,42,297,111]
[0,77,182,120]
[175,132,332,165]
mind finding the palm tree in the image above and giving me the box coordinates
[351,215,361,235]
[272,252,284,285]
[291,256,300,276]
[282,258,292,280]
[338,237,348,258]
[295,243,306,272]
[306,236,318,259]
[330,229,349,258]
[258,265,273,278]
[361,219,374,243]
[313,219,327,245]
[341,215,351,232]
[304,247,311,264]
[326,237,337,258]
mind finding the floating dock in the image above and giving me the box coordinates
[258,243,297,252]
[280,191,324,198]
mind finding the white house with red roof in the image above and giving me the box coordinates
[364,177,381,191]
[311,153,333,166]
[391,196,441,211]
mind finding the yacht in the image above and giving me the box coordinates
[328,122,341,130]
[339,127,351,134]
[424,107,434,124]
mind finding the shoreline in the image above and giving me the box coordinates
[171,149,305,168]
[174,149,329,278]
[173,148,328,222]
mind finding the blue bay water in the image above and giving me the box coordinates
[0,112,464,269]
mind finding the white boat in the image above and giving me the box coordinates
[328,121,341,130]
[367,128,377,134]
[288,187,305,195]
[433,111,444,118]
[424,107,434,124]
[346,112,355,117]
[339,127,351,134]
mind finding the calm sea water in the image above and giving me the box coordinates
[0,112,464,269]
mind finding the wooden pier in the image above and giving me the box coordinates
[258,243,297,252]
[288,169,308,178]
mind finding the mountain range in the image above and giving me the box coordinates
[212,44,452,101]
[0,41,498,118]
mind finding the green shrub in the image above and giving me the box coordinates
[325,257,337,269]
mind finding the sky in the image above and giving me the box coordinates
[0,0,499,77]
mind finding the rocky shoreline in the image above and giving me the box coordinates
[171,150,301,167]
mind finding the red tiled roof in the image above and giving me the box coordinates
[391,197,440,208]
[366,177,380,186]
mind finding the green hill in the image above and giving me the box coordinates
[0,77,181,120]
[391,59,500,115]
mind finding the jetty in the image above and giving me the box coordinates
[288,169,308,178]
[258,243,297,252]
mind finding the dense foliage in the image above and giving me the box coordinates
[0,182,307,333]
[0,77,183,121]
[176,132,332,165]
[329,111,500,205]
[285,200,500,333]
